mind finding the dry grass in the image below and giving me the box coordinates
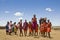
[0,29,60,40]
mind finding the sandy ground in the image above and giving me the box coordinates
[0,29,60,40]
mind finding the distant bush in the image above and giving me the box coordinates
[0,26,5,29]
[52,26,60,30]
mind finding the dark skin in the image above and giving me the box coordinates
[23,20,28,36]
[19,20,23,36]
[14,22,17,35]
[6,22,9,35]
[29,21,33,36]
[9,21,12,35]
[33,14,38,36]
[35,24,38,36]
[47,20,51,38]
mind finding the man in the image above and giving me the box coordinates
[47,20,52,38]
[28,21,32,36]
[23,20,28,36]
[6,21,9,35]
[19,20,23,36]
[44,18,47,37]
[14,22,17,35]
[32,14,37,36]
[40,22,44,36]
[9,21,12,35]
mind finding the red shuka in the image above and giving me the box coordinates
[43,22,47,32]
[47,22,51,32]
[40,23,44,32]
[35,24,38,32]
[28,23,32,33]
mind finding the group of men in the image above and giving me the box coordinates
[39,18,52,38]
[6,14,52,38]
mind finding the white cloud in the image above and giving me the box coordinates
[14,12,23,16]
[45,8,53,12]
[5,11,9,13]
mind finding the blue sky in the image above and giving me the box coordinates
[0,0,60,26]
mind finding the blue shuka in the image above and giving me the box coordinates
[6,24,9,32]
